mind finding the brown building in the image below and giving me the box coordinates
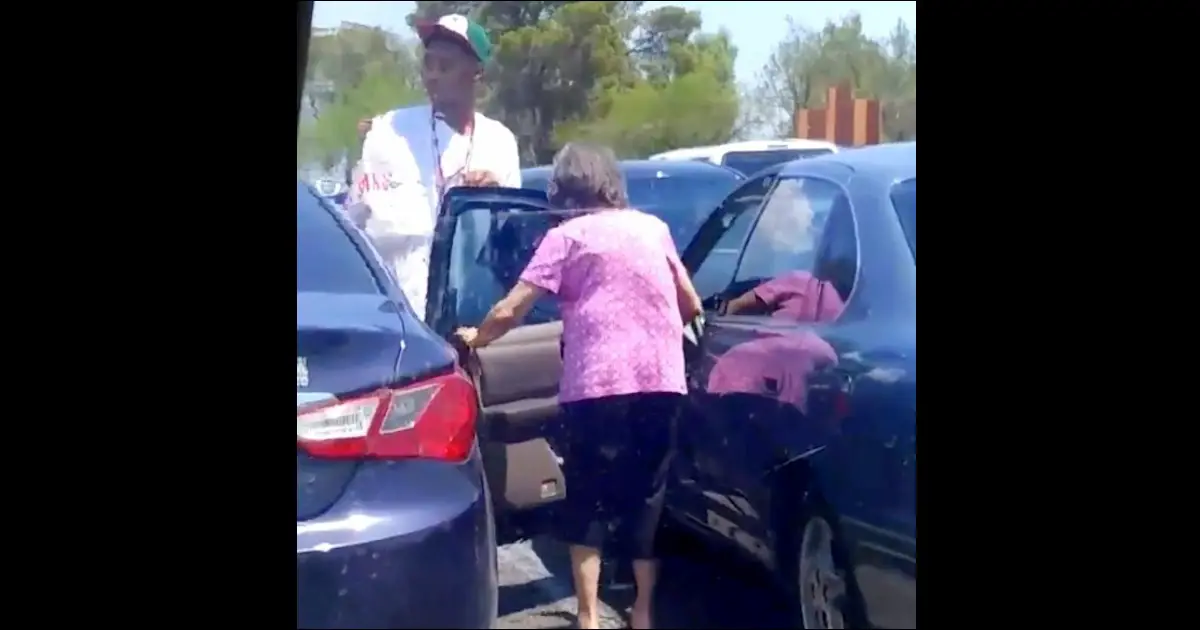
[794,84,882,147]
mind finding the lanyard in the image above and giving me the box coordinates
[431,111,475,200]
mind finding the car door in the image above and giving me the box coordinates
[817,179,915,628]
[425,187,569,517]
[676,171,858,565]
[681,169,916,624]
[666,168,781,561]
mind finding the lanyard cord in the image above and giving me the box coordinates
[431,111,475,200]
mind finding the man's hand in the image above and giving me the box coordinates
[462,170,501,187]
[357,118,373,140]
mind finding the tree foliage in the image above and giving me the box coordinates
[296,5,916,175]
[297,23,424,173]
[565,8,738,157]
[752,14,917,141]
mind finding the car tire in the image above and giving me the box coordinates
[790,510,859,629]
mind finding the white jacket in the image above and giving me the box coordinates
[348,105,521,321]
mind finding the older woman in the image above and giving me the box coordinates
[456,143,702,630]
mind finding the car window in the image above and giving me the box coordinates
[720,149,832,175]
[626,173,741,245]
[691,173,776,299]
[892,178,916,259]
[733,176,858,308]
[522,172,549,192]
[447,207,569,326]
[520,170,741,248]
[297,187,381,295]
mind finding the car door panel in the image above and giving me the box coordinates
[818,343,916,628]
[691,316,846,562]
[428,188,567,514]
[673,170,785,549]
[471,322,565,511]
[472,321,562,408]
[679,168,873,569]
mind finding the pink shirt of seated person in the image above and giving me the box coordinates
[750,270,845,322]
[518,209,687,404]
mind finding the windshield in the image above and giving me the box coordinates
[891,178,916,259]
[297,187,380,295]
[720,149,832,175]
[522,171,741,247]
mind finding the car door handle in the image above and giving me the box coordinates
[683,313,706,346]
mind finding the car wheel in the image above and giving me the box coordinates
[795,515,849,629]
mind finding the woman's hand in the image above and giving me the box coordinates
[461,282,546,350]
[455,327,480,348]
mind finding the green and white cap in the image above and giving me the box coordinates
[415,14,493,64]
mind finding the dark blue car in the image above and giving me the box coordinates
[429,144,916,629]
[669,142,916,629]
[296,183,497,629]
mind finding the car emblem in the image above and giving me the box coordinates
[297,357,309,387]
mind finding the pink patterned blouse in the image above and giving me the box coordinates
[519,209,687,404]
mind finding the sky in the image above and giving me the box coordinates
[310,1,916,82]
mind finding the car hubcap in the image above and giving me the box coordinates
[798,518,846,629]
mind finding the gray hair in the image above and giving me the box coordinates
[547,143,629,210]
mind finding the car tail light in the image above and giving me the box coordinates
[297,372,477,461]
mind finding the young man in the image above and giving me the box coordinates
[355,14,521,320]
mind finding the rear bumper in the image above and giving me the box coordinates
[297,449,497,629]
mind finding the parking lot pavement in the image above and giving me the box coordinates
[496,533,793,629]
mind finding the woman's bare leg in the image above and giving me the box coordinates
[570,544,603,629]
[629,558,659,629]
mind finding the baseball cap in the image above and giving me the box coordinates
[415,14,492,65]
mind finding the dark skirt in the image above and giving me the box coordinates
[550,392,682,561]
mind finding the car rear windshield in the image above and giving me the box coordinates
[297,187,381,294]
[720,148,832,175]
[891,178,916,260]
[521,171,741,248]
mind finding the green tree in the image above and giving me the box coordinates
[754,14,916,141]
[558,69,738,158]
[877,20,917,141]
[557,6,740,157]
[297,22,425,174]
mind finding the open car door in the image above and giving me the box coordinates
[426,187,569,519]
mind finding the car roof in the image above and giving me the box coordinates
[649,139,840,160]
[781,141,915,181]
[522,159,742,180]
